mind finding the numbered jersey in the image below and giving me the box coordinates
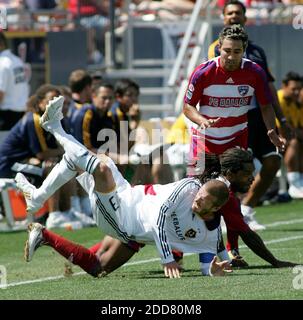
[77,158,219,264]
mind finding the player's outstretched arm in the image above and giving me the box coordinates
[239,230,298,267]
[163,261,182,279]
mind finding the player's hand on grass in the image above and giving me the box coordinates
[209,256,233,277]
[163,261,182,278]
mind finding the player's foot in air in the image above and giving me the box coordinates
[39,95,64,132]
[15,172,43,214]
[24,223,45,262]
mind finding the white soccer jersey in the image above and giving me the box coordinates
[0,49,29,112]
[77,159,219,264]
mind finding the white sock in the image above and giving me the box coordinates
[241,204,253,217]
[80,196,92,216]
[34,154,77,204]
[49,121,100,174]
[287,172,301,188]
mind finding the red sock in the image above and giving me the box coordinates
[226,229,239,252]
[88,241,103,254]
[42,229,101,277]
[172,249,184,262]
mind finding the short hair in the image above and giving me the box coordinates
[27,84,60,113]
[220,147,253,175]
[68,69,92,93]
[218,24,248,50]
[204,180,229,207]
[114,78,140,96]
[223,0,246,15]
[92,83,114,95]
[0,32,8,48]
[282,71,302,86]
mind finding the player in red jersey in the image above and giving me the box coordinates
[182,24,286,263]
[183,24,285,160]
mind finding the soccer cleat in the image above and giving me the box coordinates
[241,205,266,231]
[288,185,303,199]
[24,223,45,262]
[15,172,43,214]
[228,249,249,268]
[39,95,64,131]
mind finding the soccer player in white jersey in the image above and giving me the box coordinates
[16,96,231,278]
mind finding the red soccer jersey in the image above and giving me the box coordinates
[184,57,271,154]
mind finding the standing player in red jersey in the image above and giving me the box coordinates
[182,24,286,264]
[184,24,285,160]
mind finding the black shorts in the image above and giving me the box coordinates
[247,107,280,162]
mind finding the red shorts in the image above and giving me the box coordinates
[190,127,248,156]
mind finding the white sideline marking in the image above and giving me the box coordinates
[265,218,303,228]
[2,217,303,289]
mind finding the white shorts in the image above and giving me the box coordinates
[76,157,143,244]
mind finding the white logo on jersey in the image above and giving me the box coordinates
[189,83,195,91]
[238,85,249,96]
[185,228,197,238]
[226,77,234,84]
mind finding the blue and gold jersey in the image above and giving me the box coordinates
[108,101,130,142]
[0,112,57,177]
[69,104,113,150]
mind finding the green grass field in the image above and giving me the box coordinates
[1,200,303,300]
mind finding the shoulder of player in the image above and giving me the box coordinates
[174,178,201,192]
[190,59,218,80]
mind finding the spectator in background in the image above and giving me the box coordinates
[134,0,196,20]
[71,83,114,153]
[67,69,93,217]
[0,84,63,179]
[0,32,29,130]
[67,0,122,63]
[91,70,103,89]
[0,84,81,228]
[0,0,23,9]
[69,69,92,106]
[277,72,303,199]
[109,78,173,184]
